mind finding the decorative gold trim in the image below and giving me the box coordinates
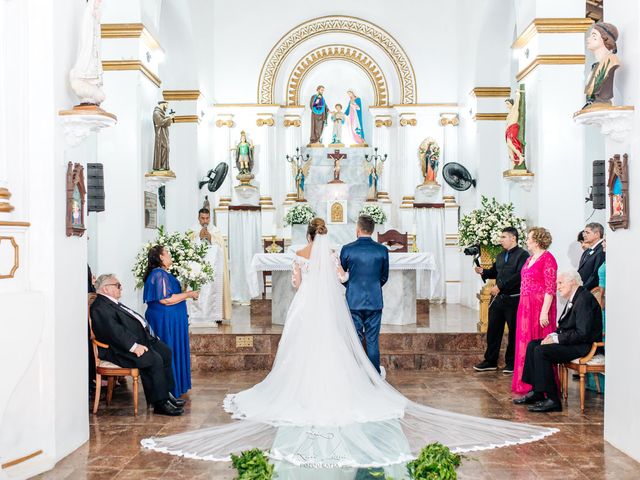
[439,114,460,126]
[573,104,635,117]
[283,118,301,127]
[256,116,275,127]
[162,90,201,101]
[503,169,535,177]
[392,103,457,107]
[0,187,14,212]
[287,45,388,106]
[0,221,30,227]
[102,60,161,87]
[472,113,507,121]
[0,236,19,279]
[470,87,511,98]
[1,450,43,469]
[512,18,594,49]
[399,118,417,127]
[173,115,200,124]
[100,23,162,51]
[257,15,417,104]
[214,103,280,108]
[375,119,392,127]
[516,55,585,82]
[215,119,235,128]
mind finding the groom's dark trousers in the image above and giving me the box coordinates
[340,236,389,373]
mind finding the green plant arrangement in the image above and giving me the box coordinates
[406,443,463,480]
[231,449,274,480]
[359,204,387,224]
[284,203,316,225]
[458,195,527,260]
[132,225,214,291]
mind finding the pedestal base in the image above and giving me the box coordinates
[328,143,345,148]
[144,170,176,189]
[307,142,325,148]
[573,105,635,143]
[58,104,117,146]
[232,184,260,206]
[350,143,369,148]
[503,169,534,191]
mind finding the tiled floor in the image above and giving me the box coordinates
[35,370,640,479]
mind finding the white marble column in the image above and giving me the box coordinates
[255,109,278,235]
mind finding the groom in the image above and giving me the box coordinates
[340,215,389,373]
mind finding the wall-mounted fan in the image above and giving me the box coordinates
[443,162,476,191]
[199,162,229,192]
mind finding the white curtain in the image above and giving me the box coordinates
[416,207,446,302]
[229,210,262,302]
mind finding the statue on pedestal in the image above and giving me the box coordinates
[234,131,255,177]
[584,22,620,109]
[286,148,312,202]
[330,104,346,147]
[345,90,367,147]
[152,101,175,172]
[505,86,527,172]
[418,138,441,185]
[308,85,328,146]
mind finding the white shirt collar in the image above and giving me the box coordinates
[590,239,604,251]
[99,292,119,304]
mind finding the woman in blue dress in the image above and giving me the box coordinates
[143,245,199,398]
[586,239,606,393]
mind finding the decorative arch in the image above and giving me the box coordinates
[258,15,417,104]
[287,45,388,106]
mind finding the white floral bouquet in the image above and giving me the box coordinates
[359,204,387,224]
[284,204,316,225]
[458,196,527,259]
[132,226,214,291]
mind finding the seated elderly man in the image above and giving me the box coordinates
[91,274,185,416]
[514,270,602,412]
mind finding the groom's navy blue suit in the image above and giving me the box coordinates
[340,236,389,373]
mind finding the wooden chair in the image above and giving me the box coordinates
[377,229,409,252]
[262,236,285,298]
[88,293,140,415]
[560,341,605,413]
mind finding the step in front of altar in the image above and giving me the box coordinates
[190,332,496,372]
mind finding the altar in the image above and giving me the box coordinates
[249,251,435,325]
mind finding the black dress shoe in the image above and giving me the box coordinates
[153,400,184,416]
[528,398,562,412]
[473,361,497,372]
[513,391,544,405]
[168,392,186,407]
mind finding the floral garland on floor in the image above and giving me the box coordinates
[132,226,214,291]
[284,204,316,225]
[359,204,387,224]
[458,196,527,259]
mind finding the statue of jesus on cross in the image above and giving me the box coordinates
[328,149,347,184]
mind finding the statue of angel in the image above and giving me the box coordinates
[291,157,312,202]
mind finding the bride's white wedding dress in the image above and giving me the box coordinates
[141,233,557,467]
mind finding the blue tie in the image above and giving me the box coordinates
[504,251,510,263]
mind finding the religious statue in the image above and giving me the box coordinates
[345,90,367,146]
[330,104,346,147]
[69,0,105,106]
[328,149,347,184]
[583,22,620,109]
[203,195,211,214]
[418,138,441,185]
[234,131,254,174]
[607,153,629,230]
[152,101,175,171]
[308,85,329,146]
[505,86,527,171]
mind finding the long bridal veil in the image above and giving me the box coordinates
[142,233,557,468]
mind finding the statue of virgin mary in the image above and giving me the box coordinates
[345,90,367,146]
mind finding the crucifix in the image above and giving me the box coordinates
[327,149,347,184]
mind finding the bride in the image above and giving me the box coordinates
[142,218,556,468]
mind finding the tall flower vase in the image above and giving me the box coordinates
[477,246,497,333]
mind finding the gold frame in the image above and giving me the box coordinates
[0,236,19,279]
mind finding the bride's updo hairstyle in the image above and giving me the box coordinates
[307,217,328,241]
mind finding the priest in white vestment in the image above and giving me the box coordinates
[188,208,232,324]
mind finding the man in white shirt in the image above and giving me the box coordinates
[189,208,232,324]
[90,274,185,416]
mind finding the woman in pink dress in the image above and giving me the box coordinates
[512,227,558,395]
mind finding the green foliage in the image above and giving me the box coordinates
[231,449,274,480]
[406,443,462,480]
[284,204,316,225]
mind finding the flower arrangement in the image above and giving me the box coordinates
[458,196,527,259]
[132,226,214,291]
[406,442,463,479]
[359,204,387,225]
[284,203,316,225]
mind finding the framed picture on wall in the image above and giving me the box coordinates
[608,153,629,231]
[144,191,158,229]
[66,162,86,237]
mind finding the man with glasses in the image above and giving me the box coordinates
[578,223,605,291]
[90,274,184,416]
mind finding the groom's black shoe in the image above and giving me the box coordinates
[154,400,184,416]
[513,391,544,405]
[168,392,186,407]
[528,398,562,413]
[473,361,497,372]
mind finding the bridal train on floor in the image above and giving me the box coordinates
[141,233,557,468]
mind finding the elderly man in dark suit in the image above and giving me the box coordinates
[578,222,605,291]
[514,270,602,412]
[90,274,185,416]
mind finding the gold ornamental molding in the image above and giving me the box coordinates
[213,103,279,108]
[256,116,275,127]
[375,118,392,128]
[100,23,162,51]
[399,118,417,127]
[439,114,460,126]
[472,113,508,121]
[215,119,235,128]
[0,187,14,213]
[283,117,301,127]
[258,15,417,104]
[286,45,389,106]
[512,18,594,49]
[0,236,19,279]
[516,54,585,82]
[470,87,511,98]
[102,60,161,87]
[173,115,200,124]
[162,90,201,101]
